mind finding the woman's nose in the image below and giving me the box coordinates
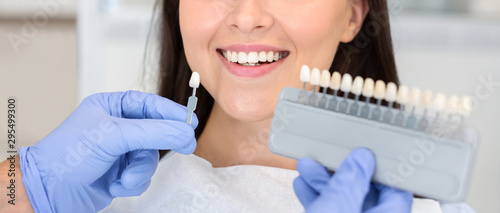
[226,0,274,34]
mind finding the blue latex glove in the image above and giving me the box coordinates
[19,91,198,213]
[293,148,413,213]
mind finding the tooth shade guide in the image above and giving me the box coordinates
[292,66,474,135]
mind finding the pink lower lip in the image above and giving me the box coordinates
[218,52,287,78]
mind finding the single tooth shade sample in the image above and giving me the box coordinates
[330,72,341,90]
[189,72,200,88]
[397,85,409,105]
[186,72,200,125]
[310,68,321,86]
[446,95,459,114]
[300,65,311,82]
[340,73,353,92]
[351,76,364,95]
[409,88,422,106]
[374,80,386,99]
[433,93,446,111]
[459,96,472,117]
[421,90,433,107]
[362,78,375,98]
[320,70,331,88]
[385,82,397,102]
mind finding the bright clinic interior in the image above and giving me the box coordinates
[0,0,499,212]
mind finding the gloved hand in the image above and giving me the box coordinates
[19,91,198,213]
[293,148,413,213]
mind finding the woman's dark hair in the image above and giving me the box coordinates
[156,0,398,158]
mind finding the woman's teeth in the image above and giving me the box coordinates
[221,50,287,66]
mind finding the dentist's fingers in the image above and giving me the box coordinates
[120,91,199,129]
[293,177,318,208]
[309,148,375,212]
[296,158,332,192]
[364,184,413,213]
[172,138,197,155]
[85,91,199,129]
[110,179,152,197]
[119,150,159,189]
[99,118,196,156]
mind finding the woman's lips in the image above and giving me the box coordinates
[217,49,290,78]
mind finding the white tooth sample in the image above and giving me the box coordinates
[329,72,341,91]
[340,73,353,92]
[226,50,231,60]
[359,78,374,118]
[238,52,248,64]
[231,51,238,62]
[432,93,446,112]
[189,72,200,88]
[351,76,364,96]
[300,65,311,82]
[409,88,422,106]
[297,65,310,104]
[445,95,459,115]
[394,85,409,125]
[267,51,274,62]
[310,68,321,86]
[382,82,397,122]
[385,82,397,102]
[274,52,279,61]
[396,85,409,105]
[459,96,472,117]
[186,72,200,125]
[362,78,374,98]
[320,70,331,88]
[421,90,433,108]
[222,51,227,59]
[259,51,267,62]
[247,52,259,64]
[307,68,321,106]
[374,80,386,100]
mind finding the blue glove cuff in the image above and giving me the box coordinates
[19,146,54,213]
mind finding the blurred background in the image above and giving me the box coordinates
[0,0,499,212]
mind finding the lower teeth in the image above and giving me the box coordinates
[241,63,260,66]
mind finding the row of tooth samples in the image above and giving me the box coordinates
[298,65,472,135]
[222,50,286,65]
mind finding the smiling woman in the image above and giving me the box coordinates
[98,0,457,212]
[158,0,398,168]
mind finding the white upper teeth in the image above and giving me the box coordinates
[247,52,259,64]
[259,51,267,62]
[223,50,286,65]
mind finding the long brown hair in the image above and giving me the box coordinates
[156,0,398,158]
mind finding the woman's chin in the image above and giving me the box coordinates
[218,99,275,123]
